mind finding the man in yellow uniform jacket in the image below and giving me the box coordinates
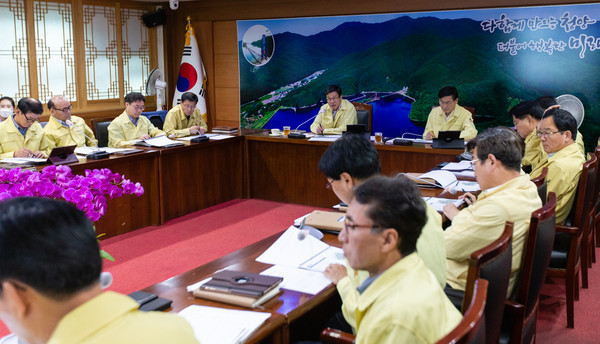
[324,176,461,343]
[530,108,585,225]
[163,92,208,138]
[44,95,97,149]
[443,127,541,306]
[510,100,546,171]
[423,86,477,140]
[310,85,357,135]
[108,92,164,147]
[0,97,49,159]
[0,197,199,344]
[536,95,585,156]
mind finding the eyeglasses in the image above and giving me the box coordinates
[128,104,145,111]
[326,96,340,102]
[468,159,480,167]
[23,114,39,123]
[325,179,334,190]
[536,130,563,138]
[343,218,379,232]
[53,105,72,113]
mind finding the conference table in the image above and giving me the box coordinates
[143,230,343,344]
[244,132,464,208]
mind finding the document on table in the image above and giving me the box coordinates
[134,135,184,148]
[308,135,342,142]
[176,133,219,141]
[210,134,235,140]
[0,157,47,164]
[442,161,473,171]
[261,265,333,295]
[74,147,142,155]
[256,226,331,267]
[454,180,480,192]
[407,170,457,188]
[423,197,465,212]
[178,305,271,344]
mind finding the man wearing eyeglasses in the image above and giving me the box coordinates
[108,92,165,147]
[323,176,461,343]
[530,108,585,225]
[442,127,541,307]
[44,95,97,149]
[163,92,207,138]
[0,97,49,159]
[423,86,477,140]
[310,85,357,135]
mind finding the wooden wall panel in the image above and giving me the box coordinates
[167,0,598,128]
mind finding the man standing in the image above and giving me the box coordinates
[310,85,357,135]
[325,176,462,343]
[530,108,585,225]
[108,92,164,147]
[0,97,49,158]
[510,100,546,171]
[443,127,541,302]
[0,197,199,344]
[423,86,477,140]
[44,95,97,149]
[163,92,208,138]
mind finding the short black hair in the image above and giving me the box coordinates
[318,134,381,180]
[0,197,101,300]
[473,127,523,172]
[535,96,557,110]
[543,108,577,140]
[353,176,427,256]
[124,92,145,104]
[438,86,459,100]
[181,92,198,104]
[509,100,544,120]
[325,85,342,97]
[17,97,43,115]
[0,96,15,108]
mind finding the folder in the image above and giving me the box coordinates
[304,210,345,232]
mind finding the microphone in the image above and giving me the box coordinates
[401,132,426,139]
[296,217,324,240]
[65,119,110,160]
[288,110,323,139]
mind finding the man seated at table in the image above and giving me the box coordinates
[108,92,165,147]
[0,96,15,122]
[535,95,585,156]
[530,108,585,225]
[443,127,541,306]
[510,100,546,171]
[319,134,446,287]
[423,86,477,140]
[324,176,462,343]
[0,97,49,158]
[0,197,199,344]
[44,95,97,149]
[163,92,208,138]
[310,85,357,135]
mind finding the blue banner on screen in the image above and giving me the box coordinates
[237,4,600,149]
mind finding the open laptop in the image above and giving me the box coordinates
[432,130,464,149]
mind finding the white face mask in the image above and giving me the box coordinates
[0,108,13,118]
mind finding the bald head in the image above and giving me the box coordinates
[48,95,72,121]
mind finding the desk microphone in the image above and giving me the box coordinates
[288,111,323,139]
[401,132,425,139]
[65,119,110,160]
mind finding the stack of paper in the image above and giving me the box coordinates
[178,305,270,344]
[423,197,465,212]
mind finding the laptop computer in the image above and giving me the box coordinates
[432,130,464,149]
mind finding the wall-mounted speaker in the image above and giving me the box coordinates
[141,9,166,28]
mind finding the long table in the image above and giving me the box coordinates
[245,133,464,208]
[143,231,342,344]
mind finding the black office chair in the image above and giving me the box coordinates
[352,102,372,134]
[94,121,112,148]
[148,115,164,130]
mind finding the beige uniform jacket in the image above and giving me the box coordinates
[0,117,50,158]
[108,111,164,147]
[44,115,97,149]
[445,175,541,296]
[163,105,208,138]
[423,105,477,140]
[310,99,357,135]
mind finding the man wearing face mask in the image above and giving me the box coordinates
[0,96,15,121]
